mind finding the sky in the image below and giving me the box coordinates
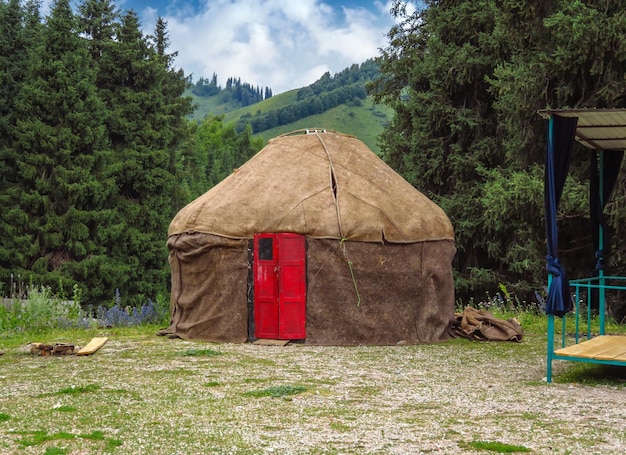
[112,0,400,94]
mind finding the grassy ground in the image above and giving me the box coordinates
[0,317,625,454]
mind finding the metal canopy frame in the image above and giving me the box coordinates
[539,108,626,383]
[538,108,626,150]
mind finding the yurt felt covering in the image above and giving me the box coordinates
[167,130,457,345]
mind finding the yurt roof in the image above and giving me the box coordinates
[169,130,454,243]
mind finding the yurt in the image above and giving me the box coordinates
[166,130,456,345]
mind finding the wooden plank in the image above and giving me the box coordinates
[554,336,607,356]
[592,336,626,361]
[615,353,626,362]
[76,337,108,356]
[555,336,626,361]
[252,339,290,346]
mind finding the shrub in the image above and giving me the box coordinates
[0,282,169,334]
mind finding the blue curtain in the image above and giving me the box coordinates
[544,115,577,316]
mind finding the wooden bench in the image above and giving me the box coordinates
[546,276,626,382]
[554,335,626,362]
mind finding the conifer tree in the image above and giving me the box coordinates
[78,0,117,71]
[0,0,26,270]
[0,0,45,277]
[0,0,27,184]
[7,0,114,296]
[0,0,197,303]
[0,0,25,126]
[88,10,193,303]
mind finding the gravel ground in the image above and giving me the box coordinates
[1,331,625,454]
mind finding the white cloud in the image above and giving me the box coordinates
[139,0,394,94]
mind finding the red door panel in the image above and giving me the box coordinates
[278,233,306,339]
[253,234,279,339]
[253,233,306,340]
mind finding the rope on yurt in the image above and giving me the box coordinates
[313,131,361,306]
[340,238,361,306]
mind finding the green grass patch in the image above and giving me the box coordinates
[53,384,101,396]
[204,381,220,387]
[176,348,221,357]
[243,377,270,384]
[400,401,443,412]
[54,405,76,412]
[44,448,68,455]
[463,440,532,453]
[16,429,122,451]
[329,421,351,432]
[79,430,105,440]
[349,385,381,396]
[17,430,75,447]
[236,355,276,367]
[0,413,10,422]
[243,385,307,399]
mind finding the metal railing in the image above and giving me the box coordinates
[546,275,626,382]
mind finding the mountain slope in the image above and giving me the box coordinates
[249,97,392,154]
[189,90,391,153]
[187,60,393,153]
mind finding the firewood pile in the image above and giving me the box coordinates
[29,337,108,356]
[30,343,77,356]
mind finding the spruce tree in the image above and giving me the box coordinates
[6,0,114,298]
[0,0,45,280]
[0,0,25,271]
[89,10,193,303]
[0,0,27,188]
[78,0,117,75]
[0,0,196,303]
[0,0,25,128]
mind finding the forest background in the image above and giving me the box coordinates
[1,0,625,319]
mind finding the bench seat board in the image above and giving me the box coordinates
[554,335,626,362]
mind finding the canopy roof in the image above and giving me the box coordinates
[538,108,626,150]
[169,130,454,243]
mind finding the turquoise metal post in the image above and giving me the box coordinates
[598,150,606,335]
[574,285,580,344]
[587,281,592,340]
[547,294,554,382]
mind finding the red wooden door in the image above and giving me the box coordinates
[253,233,306,340]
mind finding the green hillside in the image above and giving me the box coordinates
[186,87,300,123]
[250,97,392,154]
[222,89,300,121]
[186,91,242,120]
[187,60,393,153]
[189,89,392,154]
